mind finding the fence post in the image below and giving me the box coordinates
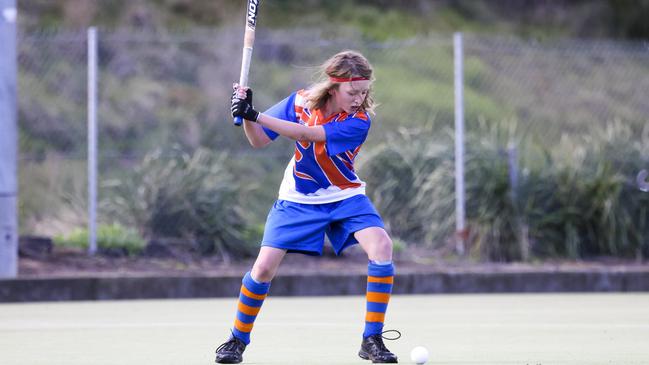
[0,0,18,278]
[507,144,530,261]
[88,26,98,255]
[454,32,466,255]
[507,144,518,204]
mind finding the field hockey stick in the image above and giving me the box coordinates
[234,0,260,126]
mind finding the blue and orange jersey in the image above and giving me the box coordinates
[262,90,371,204]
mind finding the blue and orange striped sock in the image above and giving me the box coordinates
[363,261,395,338]
[231,271,270,345]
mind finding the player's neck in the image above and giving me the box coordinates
[321,100,343,120]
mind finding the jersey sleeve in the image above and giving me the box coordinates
[322,114,371,156]
[261,92,298,140]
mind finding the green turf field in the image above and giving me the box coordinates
[1,293,648,364]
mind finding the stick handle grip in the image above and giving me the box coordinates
[234,46,253,127]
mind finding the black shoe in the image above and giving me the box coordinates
[358,331,399,363]
[215,336,246,364]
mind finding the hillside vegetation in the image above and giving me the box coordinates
[16,0,649,262]
[18,0,649,40]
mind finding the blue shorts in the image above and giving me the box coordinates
[261,194,385,256]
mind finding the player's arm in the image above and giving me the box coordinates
[232,87,271,148]
[243,119,272,148]
[231,87,325,143]
[255,113,326,142]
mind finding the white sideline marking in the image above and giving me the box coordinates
[1,321,648,332]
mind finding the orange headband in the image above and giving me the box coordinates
[329,76,369,83]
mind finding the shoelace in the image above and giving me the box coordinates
[370,329,401,352]
[381,329,401,341]
[216,336,243,353]
[215,339,236,353]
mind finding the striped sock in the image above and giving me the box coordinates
[363,261,395,338]
[231,271,270,345]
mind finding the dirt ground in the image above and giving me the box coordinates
[17,243,441,277]
[17,239,649,278]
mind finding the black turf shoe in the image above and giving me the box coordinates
[358,334,399,363]
[215,336,246,364]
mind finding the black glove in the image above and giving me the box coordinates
[231,95,260,122]
[231,87,253,106]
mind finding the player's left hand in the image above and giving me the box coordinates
[231,93,260,122]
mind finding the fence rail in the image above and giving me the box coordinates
[16,28,649,262]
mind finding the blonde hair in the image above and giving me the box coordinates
[305,50,376,115]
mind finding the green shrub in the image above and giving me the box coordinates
[102,146,259,259]
[361,118,649,261]
[360,121,456,247]
[527,121,649,259]
[54,223,145,256]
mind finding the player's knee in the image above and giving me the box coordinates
[375,233,394,258]
[251,262,276,283]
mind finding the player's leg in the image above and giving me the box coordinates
[216,247,286,364]
[250,245,286,282]
[356,227,398,363]
[233,247,286,342]
[356,226,393,262]
[327,195,398,363]
[217,199,328,363]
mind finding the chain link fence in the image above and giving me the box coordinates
[17,28,649,259]
[464,34,649,138]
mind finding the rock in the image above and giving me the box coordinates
[144,241,175,258]
[18,236,53,259]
